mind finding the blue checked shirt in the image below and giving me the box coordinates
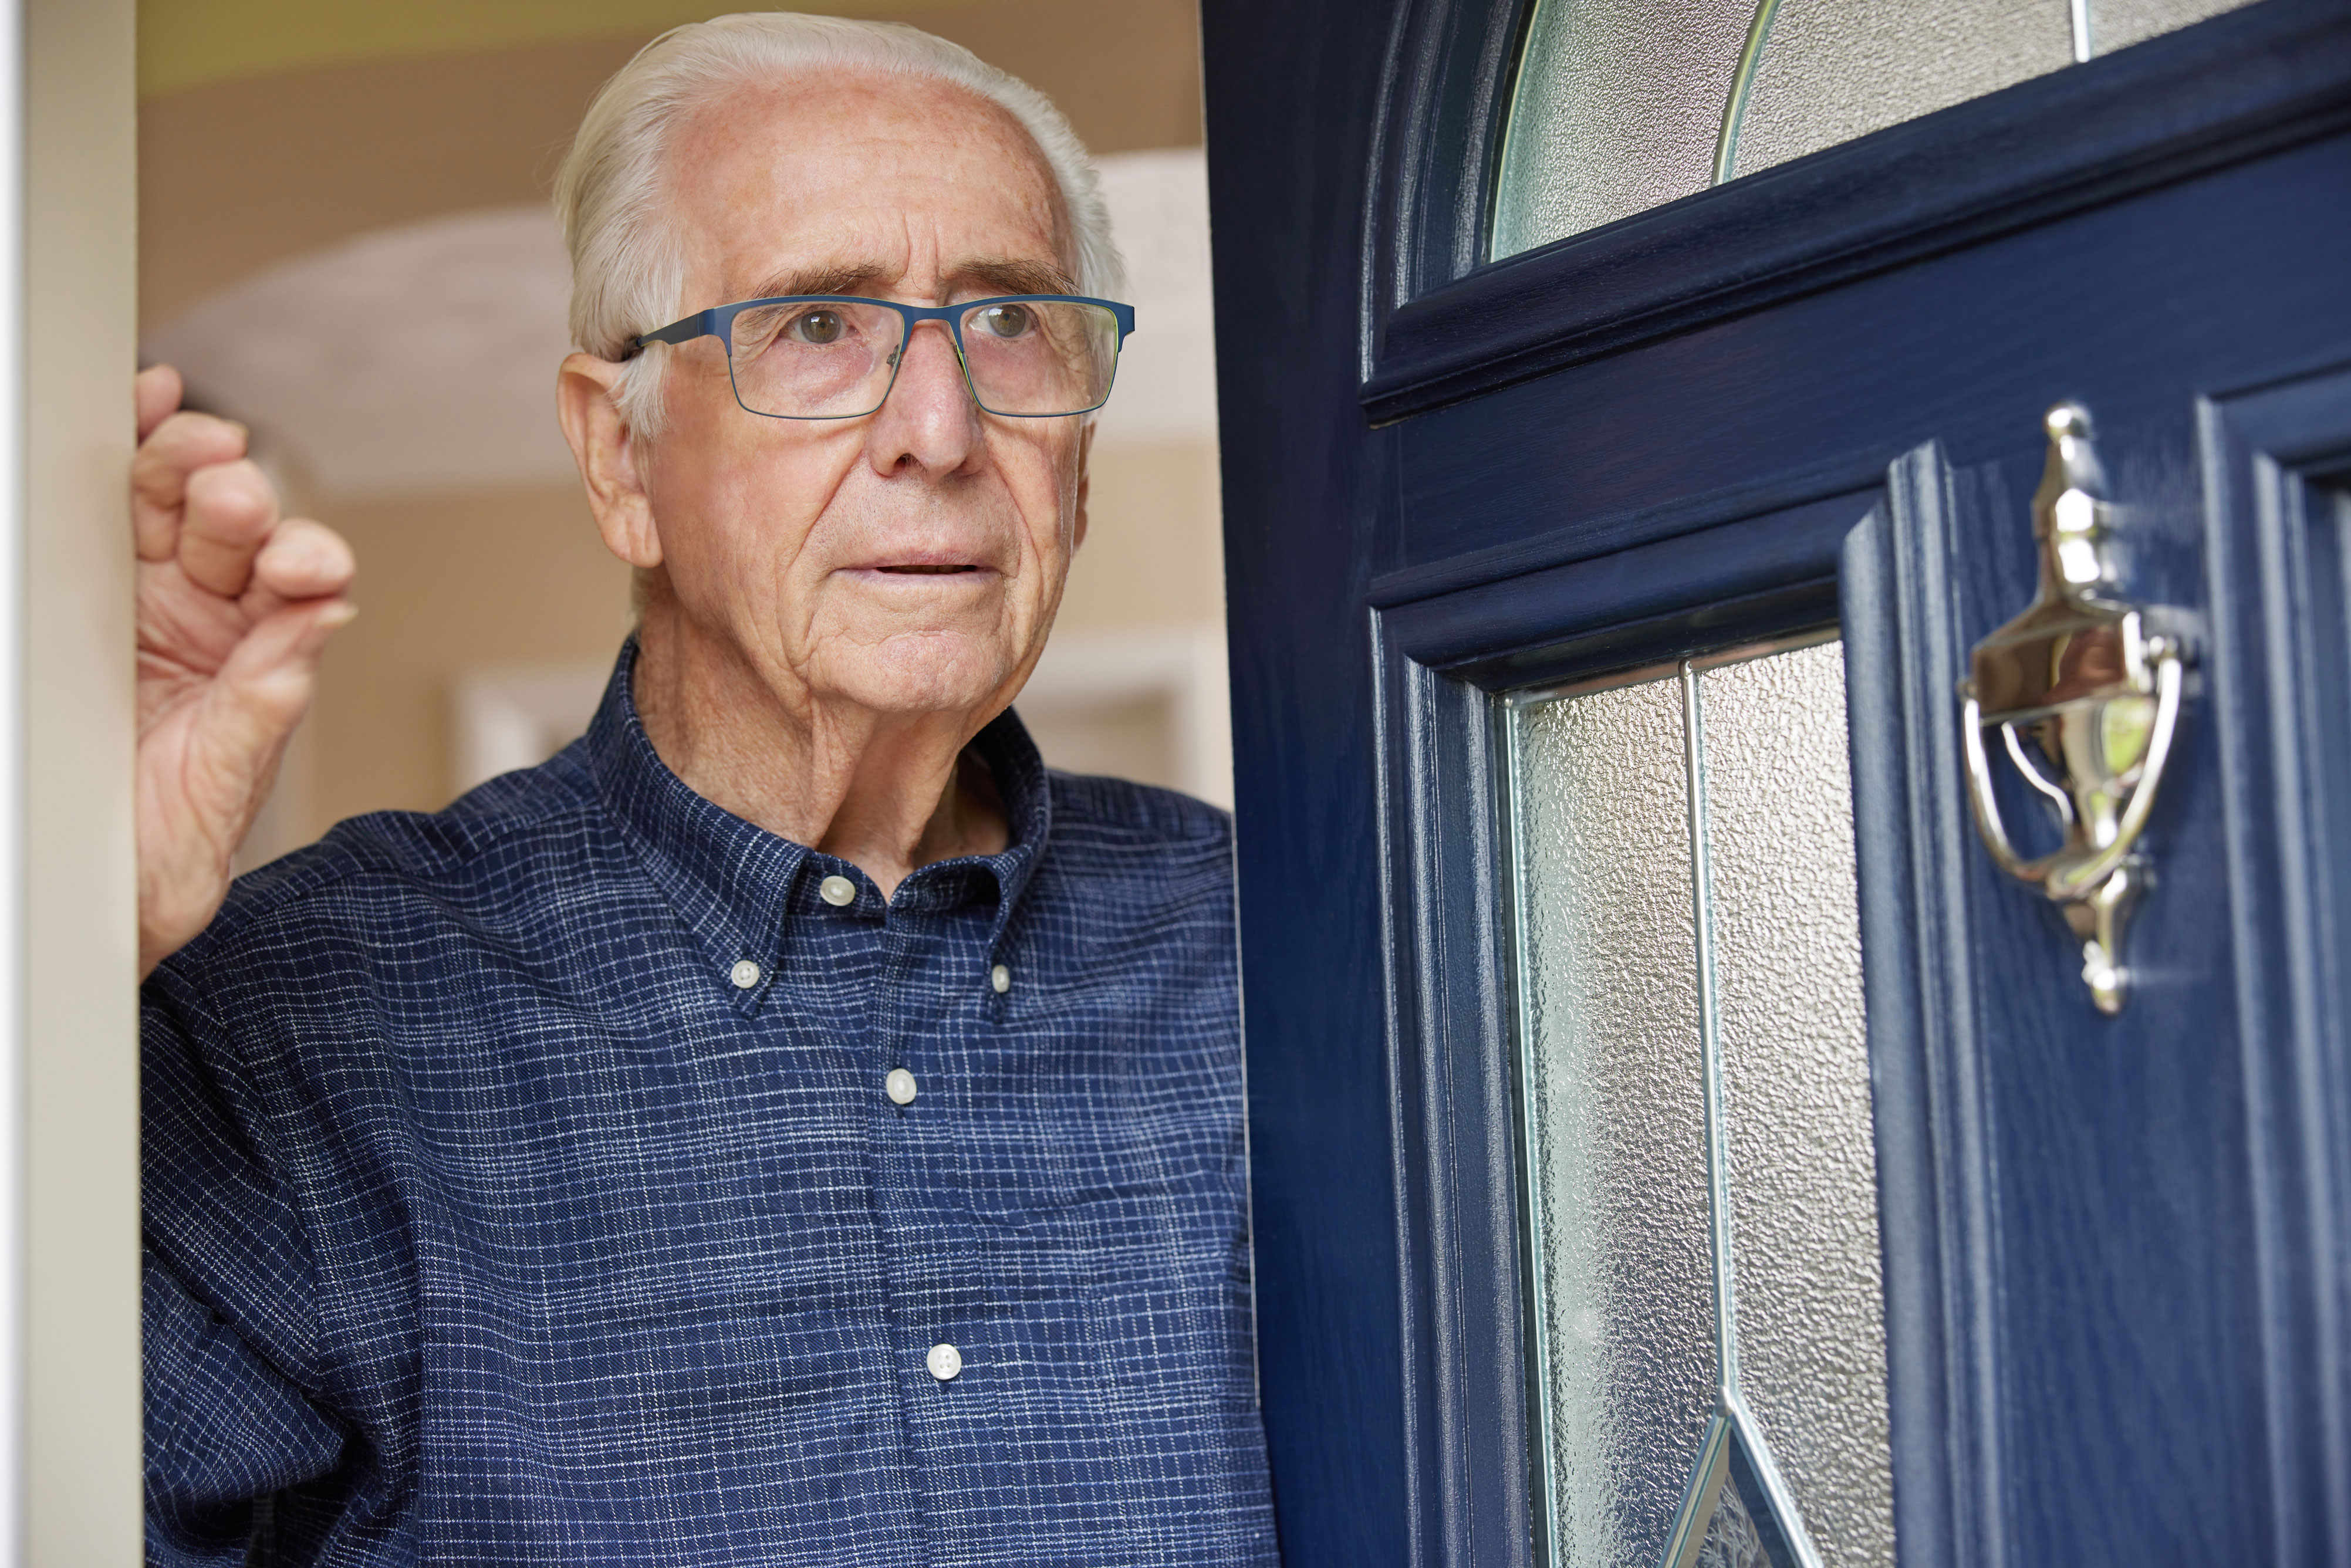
[141,643,1277,1566]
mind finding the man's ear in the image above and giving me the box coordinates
[557,352,663,570]
[1071,418,1095,553]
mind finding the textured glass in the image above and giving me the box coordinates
[1491,0,1756,259]
[1514,677,1717,1567]
[1491,0,2165,254]
[2087,0,2255,55]
[1728,0,2072,178]
[1700,643,1892,1567]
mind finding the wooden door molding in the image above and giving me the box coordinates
[1377,484,1895,1568]
[2198,363,2351,1563]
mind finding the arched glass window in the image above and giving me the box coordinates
[1492,0,2255,259]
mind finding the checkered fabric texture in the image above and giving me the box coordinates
[143,641,1278,1566]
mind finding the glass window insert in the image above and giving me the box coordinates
[1505,636,1893,1567]
[1698,643,1893,1566]
[2088,0,2258,54]
[1726,0,2071,182]
[1510,676,1718,1566]
[1489,0,1758,261]
[1491,0,2262,259]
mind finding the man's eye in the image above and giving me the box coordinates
[977,304,1032,339]
[788,310,844,344]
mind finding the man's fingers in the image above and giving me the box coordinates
[136,365,183,443]
[131,411,249,562]
[135,593,354,977]
[203,596,357,744]
[176,459,281,597]
[249,518,356,605]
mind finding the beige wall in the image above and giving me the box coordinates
[307,486,635,828]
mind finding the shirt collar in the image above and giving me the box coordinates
[583,639,1052,1009]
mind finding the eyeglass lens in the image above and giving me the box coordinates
[724,300,1122,419]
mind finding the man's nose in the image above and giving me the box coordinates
[868,317,981,472]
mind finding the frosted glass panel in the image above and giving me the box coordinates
[1508,637,1891,1567]
[1491,0,2263,256]
[1700,643,1893,1566]
[1513,677,1717,1568]
[2090,0,2252,53]
[1730,0,2069,178]
[1490,0,1755,259]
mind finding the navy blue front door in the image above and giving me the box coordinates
[1202,2,2351,1563]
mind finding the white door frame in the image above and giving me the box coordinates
[9,0,141,1558]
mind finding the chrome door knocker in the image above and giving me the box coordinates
[1958,403,2189,1015]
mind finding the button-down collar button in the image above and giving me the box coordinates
[886,1067,918,1106]
[990,963,1011,995]
[819,874,857,907]
[926,1342,962,1381]
[729,959,761,989]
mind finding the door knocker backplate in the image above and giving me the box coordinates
[1958,403,2189,1015]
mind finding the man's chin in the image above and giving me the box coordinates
[814,633,1023,720]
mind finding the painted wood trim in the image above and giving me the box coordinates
[1382,491,1867,691]
[2197,365,2351,1566]
[1377,634,1533,1568]
[1845,451,2010,1568]
[1369,451,1887,611]
[1365,0,1531,319]
[22,0,141,1555]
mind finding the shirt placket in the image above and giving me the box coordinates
[870,877,997,1567]
[758,866,927,1564]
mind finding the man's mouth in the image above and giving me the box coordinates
[876,564,978,575]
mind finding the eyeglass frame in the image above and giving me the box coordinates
[628,293,1139,421]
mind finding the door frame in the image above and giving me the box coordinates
[9,0,141,1557]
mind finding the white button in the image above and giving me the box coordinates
[819,875,857,907]
[990,963,1011,994]
[729,959,761,989]
[886,1067,918,1106]
[926,1342,962,1381]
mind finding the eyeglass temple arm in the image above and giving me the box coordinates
[628,310,719,356]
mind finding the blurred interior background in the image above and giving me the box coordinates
[137,0,1228,871]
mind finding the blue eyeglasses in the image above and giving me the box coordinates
[630,294,1137,420]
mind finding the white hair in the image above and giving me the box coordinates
[553,11,1124,438]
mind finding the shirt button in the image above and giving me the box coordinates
[926,1342,962,1381]
[886,1067,918,1106]
[729,959,761,989]
[990,963,1011,994]
[819,875,856,907]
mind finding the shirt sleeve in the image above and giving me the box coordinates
[142,972,347,1564]
[144,1249,345,1564]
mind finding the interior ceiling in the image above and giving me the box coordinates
[139,0,1206,331]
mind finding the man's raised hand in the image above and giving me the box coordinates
[134,365,356,977]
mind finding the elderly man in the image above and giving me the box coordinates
[136,13,1274,1563]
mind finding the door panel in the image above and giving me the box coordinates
[1202,1,2351,1564]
